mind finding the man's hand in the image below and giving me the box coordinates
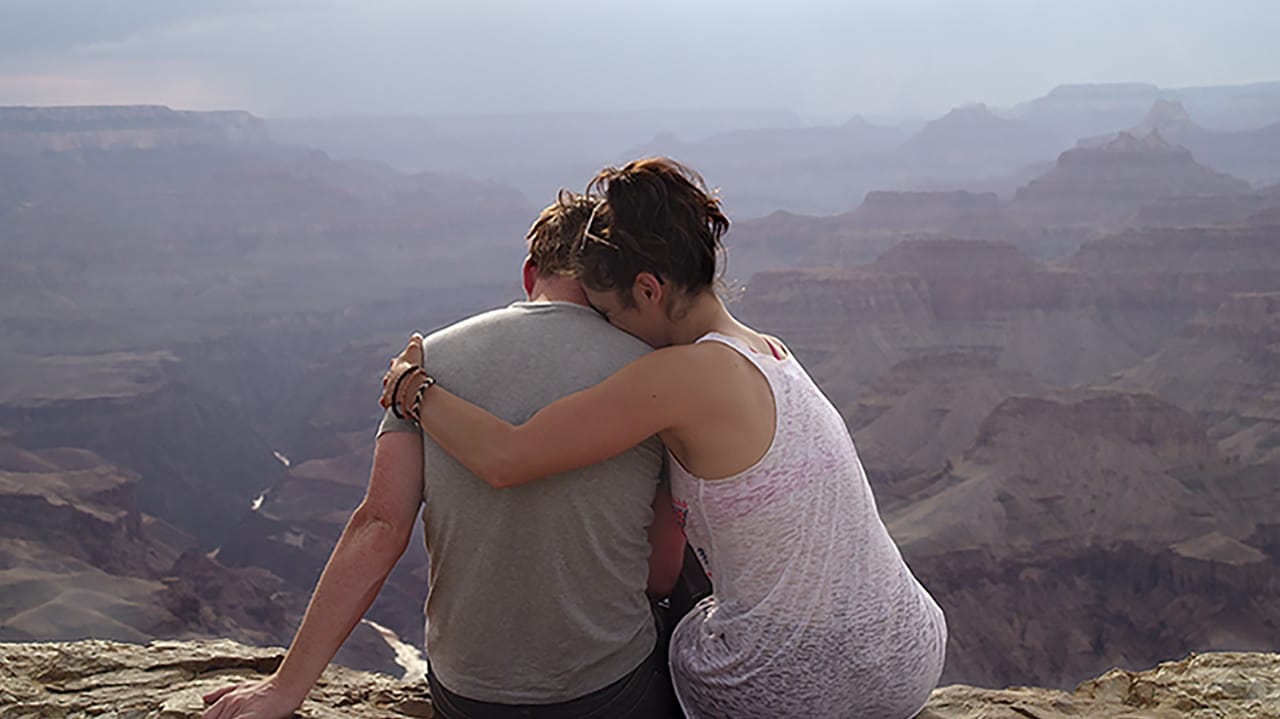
[380,333,426,410]
[201,676,302,719]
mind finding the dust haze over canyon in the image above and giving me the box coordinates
[3,72,1280,697]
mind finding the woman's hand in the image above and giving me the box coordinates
[380,333,425,411]
[200,676,303,719]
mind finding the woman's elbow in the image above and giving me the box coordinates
[475,455,535,490]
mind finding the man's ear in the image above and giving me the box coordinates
[633,272,664,307]
[522,256,538,299]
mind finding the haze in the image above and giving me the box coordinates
[2,0,1278,118]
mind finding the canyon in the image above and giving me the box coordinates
[3,90,1280,694]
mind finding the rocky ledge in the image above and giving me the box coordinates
[1,640,1277,718]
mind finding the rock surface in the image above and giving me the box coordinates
[0,639,431,718]
[2,639,1277,719]
[921,651,1280,718]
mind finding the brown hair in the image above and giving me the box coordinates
[526,190,599,278]
[578,157,729,306]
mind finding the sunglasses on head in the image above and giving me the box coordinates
[578,199,664,285]
[581,199,609,248]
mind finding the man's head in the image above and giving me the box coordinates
[523,190,599,301]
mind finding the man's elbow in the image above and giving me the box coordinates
[647,568,681,597]
[646,543,686,597]
[347,506,415,556]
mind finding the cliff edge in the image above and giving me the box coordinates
[2,640,1277,718]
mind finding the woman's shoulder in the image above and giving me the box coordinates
[691,330,793,363]
[632,341,733,374]
[613,343,748,401]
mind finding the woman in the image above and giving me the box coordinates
[382,158,946,718]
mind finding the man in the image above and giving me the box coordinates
[203,191,686,719]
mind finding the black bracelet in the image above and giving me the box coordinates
[389,365,422,419]
[409,375,437,425]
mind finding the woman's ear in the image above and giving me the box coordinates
[633,272,664,306]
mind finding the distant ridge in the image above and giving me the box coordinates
[0,105,271,153]
[1011,130,1251,224]
[1078,98,1280,185]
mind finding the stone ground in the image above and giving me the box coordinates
[1,639,1277,718]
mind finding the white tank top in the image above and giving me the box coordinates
[668,332,947,719]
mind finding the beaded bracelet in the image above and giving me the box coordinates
[409,375,437,425]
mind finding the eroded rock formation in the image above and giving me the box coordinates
[920,651,1280,719]
[0,639,430,718]
[1012,131,1251,226]
[2,639,1276,719]
[1113,292,1280,464]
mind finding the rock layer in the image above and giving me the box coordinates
[0,639,430,719]
[2,640,1277,719]
[920,651,1280,719]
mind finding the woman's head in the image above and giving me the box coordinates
[579,158,728,299]
[575,157,730,345]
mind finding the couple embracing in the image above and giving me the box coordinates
[202,158,946,719]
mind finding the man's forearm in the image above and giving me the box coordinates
[647,483,686,596]
[269,508,412,701]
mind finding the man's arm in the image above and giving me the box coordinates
[202,431,424,719]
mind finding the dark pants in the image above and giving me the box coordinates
[427,643,676,719]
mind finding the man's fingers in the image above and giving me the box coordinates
[201,695,229,719]
[381,333,426,408]
[203,685,237,704]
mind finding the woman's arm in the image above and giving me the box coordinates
[421,348,697,487]
[381,334,711,489]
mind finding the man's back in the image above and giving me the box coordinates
[379,301,662,703]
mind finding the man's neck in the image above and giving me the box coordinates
[527,275,590,307]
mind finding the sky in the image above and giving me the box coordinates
[1,0,1277,119]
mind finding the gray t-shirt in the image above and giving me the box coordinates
[378,301,663,703]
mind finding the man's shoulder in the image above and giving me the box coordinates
[426,302,649,357]
[426,303,522,336]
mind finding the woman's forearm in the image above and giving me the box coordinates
[417,386,530,488]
